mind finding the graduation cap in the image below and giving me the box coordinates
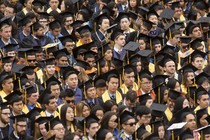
[44,58,55,66]
[27,107,42,120]
[115,12,130,23]
[110,27,124,41]
[48,20,61,30]
[158,54,176,67]
[159,45,176,55]
[160,8,175,20]
[76,25,92,35]
[191,49,206,62]
[168,89,181,100]
[138,33,150,42]
[124,41,140,61]
[111,58,124,69]
[164,22,181,39]
[106,23,118,33]
[0,73,13,84]
[194,1,208,10]
[185,20,199,35]
[196,125,210,140]
[59,35,76,45]
[71,20,85,29]
[96,69,119,82]
[1,56,13,63]
[138,93,152,103]
[195,72,209,85]
[31,21,43,32]
[120,110,134,124]
[48,116,62,129]
[0,16,11,29]
[60,11,74,20]
[171,1,181,10]
[25,85,37,95]
[75,59,91,70]
[10,114,28,122]
[21,66,36,75]
[72,45,87,58]
[129,10,139,20]
[129,53,142,65]
[138,6,149,19]
[94,13,109,25]
[137,124,148,139]
[125,31,138,43]
[53,48,69,60]
[150,120,164,133]
[137,50,153,62]
[179,128,194,140]
[195,86,208,100]
[151,36,163,47]
[142,20,154,31]
[4,43,18,53]
[62,66,79,80]
[98,42,111,56]
[80,79,94,99]
[38,90,54,104]
[0,102,9,110]
[4,90,22,104]
[152,75,169,88]
[102,5,115,17]
[151,103,167,118]
[189,38,203,50]
[139,69,152,80]
[32,0,47,6]
[38,12,50,19]
[33,45,43,53]
[178,36,191,44]
[196,108,208,124]
[35,116,52,125]
[167,122,187,140]
[96,128,111,140]
[18,14,31,27]
[79,7,93,20]
[179,63,198,74]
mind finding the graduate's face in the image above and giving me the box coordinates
[46,98,57,112]
[158,126,165,139]
[11,101,23,115]
[39,123,48,137]
[1,108,10,124]
[185,114,197,130]
[87,122,99,137]
[66,107,74,122]
[123,72,135,87]
[164,61,176,75]
[174,7,182,19]
[4,7,14,16]
[27,92,39,105]
[201,81,210,92]
[122,118,136,135]
[0,26,12,40]
[64,17,74,27]
[108,115,118,129]
[82,105,90,118]
[96,87,106,97]
[49,0,59,10]
[64,42,75,54]
[104,50,113,61]
[120,18,130,31]
[51,28,61,37]
[197,94,209,109]
[129,0,137,8]
[53,124,65,139]
[3,63,12,72]
[15,121,27,136]
[57,56,68,65]
[149,15,158,25]
[2,78,13,92]
[95,110,104,123]
[66,74,78,89]
[25,0,33,10]
[100,19,110,31]
[187,72,194,85]
[50,84,60,99]
[115,35,126,47]
[140,78,152,93]
[136,61,141,73]
[86,87,96,99]
[192,57,204,70]
[105,132,114,140]
[107,77,119,93]
[191,27,202,39]
[46,65,55,75]
[205,134,210,140]
[138,39,146,50]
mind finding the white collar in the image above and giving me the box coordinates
[13,131,20,139]
[45,111,54,117]
[114,47,122,53]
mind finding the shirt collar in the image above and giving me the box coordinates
[45,111,54,117]
[13,131,20,139]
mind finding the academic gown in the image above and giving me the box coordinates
[85,98,100,108]
[112,49,127,61]
[0,38,18,48]
[61,27,71,36]
[0,125,9,139]
[9,132,33,140]
[22,35,52,47]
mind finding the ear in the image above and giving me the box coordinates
[106,81,109,87]
[197,99,200,105]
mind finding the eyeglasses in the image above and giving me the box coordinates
[27,59,36,62]
[125,122,136,127]
[142,115,152,119]
[17,124,27,128]
[66,100,75,104]
[53,127,65,131]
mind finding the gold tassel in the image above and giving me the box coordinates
[84,119,86,136]
[18,77,22,91]
[97,62,100,76]
[158,87,160,104]
[172,130,174,140]
[137,73,140,88]
[84,84,87,99]
[127,52,129,64]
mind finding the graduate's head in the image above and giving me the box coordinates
[124,90,137,109]
[196,87,209,109]
[77,25,92,45]
[123,65,135,87]
[49,20,61,37]
[31,22,44,37]
[0,73,13,91]
[11,115,28,137]
[136,105,151,126]
[0,102,10,124]
[49,0,59,10]
[120,110,136,135]
[106,74,119,93]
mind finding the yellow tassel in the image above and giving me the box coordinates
[158,87,160,104]
[172,130,174,140]
[137,73,140,88]
[18,77,22,91]
[84,119,86,136]
[84,84,87,99]
[127,52,129,64]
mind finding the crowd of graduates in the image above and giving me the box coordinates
[0,0,210,139]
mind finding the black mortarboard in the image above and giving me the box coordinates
[151,103,167,118]
[110,28,124,41]
[179,63,197,74]
[111,58,124,69]
[194,1,208,10]
[10,114,28,122]
[4,43,18,53]
[152,75,169,87]
[196,108,208,123]
[96,69,119,81]
[49,116,61,129]
[0,16,11,29]
[175,21,185,28]
[185,20,199,35]
[62,66,79,80]
[126,31,138,43]
[164,22,181,39]
[138,6,149,19]
[106,23,118,33]
[138,93,152,103]
[79,7,93,20]
[195,86,208,100]
[59,35,76,45]
[178,36,191,44]
[158,54,176,67]
[38,12,50,19]
[75,59,90,70]
[129,10,138,20]
[102,5,115,17]
[26,85,37,95]
[0,73,13,84]
[189,38,203,50]
[115,12,130,23]
[137,50,153,61]
[124,41,140,52]
[195,72,209,85]
[38,90,53,104]
[0,102,9,110]
[95,13,109,25]
[45,58,55,66]
[48,20,61,30]
[35,117,52,125]
[83,50,97,60]
[173,107,191,122]
[96,128,110,140]
[45,76,61,88]
[21,66,36,75]
[137,125,148,139]
[1,56,13,63]
[120,110,134,124]
[158,45,175,55]
[151,36,163,47]
[197,125,210,139]
[18,14,31,27]
[191,49,206,62]
[160,8,175,20]
[60,11,74,19]
[99,42,111,56]
[33,45,43,53]
[179,128,194,140]
[31,21,43,32]
[129,53,141,65]
[53,48,69,60]
[4,90,22,104]
[168,89,181,100]
[71,20,84,29]
[171,1,181,10]
[142,20,154,31]
[94,78,106,88]
[76,25,92,35]
[83,79,94,91]
[139,69,152,79]
[150,120,164,133]
[27,107,42,120]
[138,33,150,42]
[32,0,47,6]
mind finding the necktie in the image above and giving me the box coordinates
[111,95,115,100]
[124,6,127,10]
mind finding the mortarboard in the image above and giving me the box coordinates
[195,86,208,100]
[110,28,124,41]
[71,20,85,29]
[25,85,37,95]
[124,41,140,59]
[151,103,167,118]
[115,12,130,23]
[4,43,18,53]
[179,63,197,74]
[75,59,91,70]
[49,116,62,129]
[178,36,191,44]
[179,128,194,140]
[194,1,208,10]
[94,13,109,25]
[138,6,149,19]
[171,1,181,10]
[98,42,111,56]
[111,58,124,69]
[48,20,61,30]
[35,116,52,125]
[0,16,11,29]
[76,25,92,35]
[106,23,118,33]
[0,102,9,110]
[27,107,42,120]
[120,110,134,124]
[151,36,163,47]
[129,10,139,20]
[96,128,111,140]
[196,108,208,124]
[18,14,31,27]
[142,20,154,31]
[38,12,50,19]
[60,11,74,20]
[59,35,76,45]
[125,31,138,43]
[94,78,106,88]
[31,21,43,32]
[168,89,181,100]
[196,125,210,140]
[79,7,93,19]
[138,93,152,103]
[164,22,181,39]
[150,120,164,133]
[185,20,199,35]
[83,50,97,60]
[190,49,206,62]
[195,72,209,85]
[95,69,119,82]
[159,45,176,55]
[137,124,148,139]
[102,5,115,17]
[189,38,203,50]
[175,21,185,29]
[129,53,141,65]
[10,114,28,122]
[38,90,54,105]
[45,58,55,66]
[4,90,22,104]
[136,50,153,62]
[21,66,36,75]
[167,122,187,140]
[160,8,175,20]
[1,56,13,63]
[33,45,43,53]
[139,69,152,79]
[152,75,169,88]
[158,54,176,67]
[32,0,47,6]
[62,66,79,80]
[138,33,150,42]
[53,48,69,60]
[0,73,13,84]
[72,45,87,58]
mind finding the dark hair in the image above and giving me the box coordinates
[64,132,78,140]
[171,30,181,38]
[65,89,74,98]
[107,74,118,82]
[98,17,109,25]
[60,105,74,130]
[91,105,104,116]
[125,90,137,103]
[166,78,179,90]
[124,67,135,75]
[136,105,151,116]
[173,96,186,114]
[100,111,117,129]
[117,105,128,115]
[103,100,117,112]
[47,81,59,90]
